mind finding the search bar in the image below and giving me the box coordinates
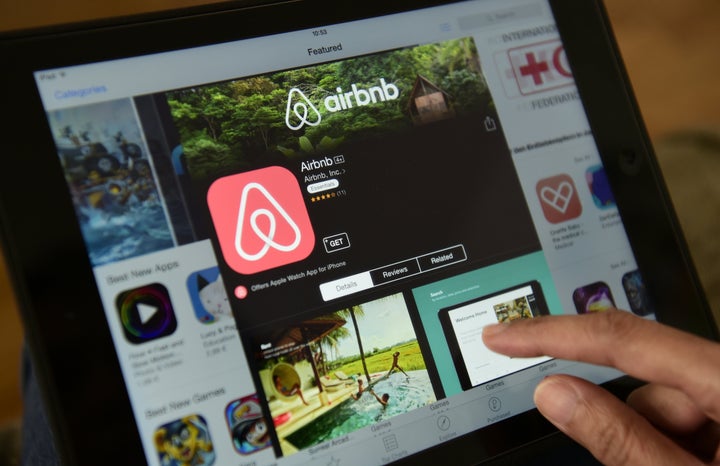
[457,3,544,30]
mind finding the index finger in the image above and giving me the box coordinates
[482,311,720,423]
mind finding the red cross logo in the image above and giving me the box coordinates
[496,39,575,97]
[519,53,550,85]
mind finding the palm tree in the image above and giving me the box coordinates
[335,305,370,382]
[318,326,351,374]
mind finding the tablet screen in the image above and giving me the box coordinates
[32,0,646,463]
[439,281,551,390]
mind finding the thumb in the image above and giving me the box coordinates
[534,375,702,466]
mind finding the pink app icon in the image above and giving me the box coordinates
[536,174,582,224]
[207,166,315,275]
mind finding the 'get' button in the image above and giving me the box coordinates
[323,233,350,253]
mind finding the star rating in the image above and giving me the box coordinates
[311,191,338,203]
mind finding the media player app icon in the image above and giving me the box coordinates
[116,283,177,344]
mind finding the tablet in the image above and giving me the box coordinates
[439,281,551,391]
[0,0,716,464]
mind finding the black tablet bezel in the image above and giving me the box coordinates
[0,0,715,464]
[551,0,716,338]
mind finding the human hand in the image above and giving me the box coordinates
[482,310,720,465]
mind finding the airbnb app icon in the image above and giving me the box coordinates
[207,166,315,274]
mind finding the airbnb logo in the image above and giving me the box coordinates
[235,182,302,261]
[207,166,315,274]
[285,88,322,131]
[284,78,400,130]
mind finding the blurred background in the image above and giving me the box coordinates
[0,0,719,457]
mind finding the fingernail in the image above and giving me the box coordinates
[534,377,578,427]
[482,323,509,337]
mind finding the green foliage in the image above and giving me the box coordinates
[167,37,492,181]
[298,136,315,154]
[333,341,426,376]
[316,135,345,152]
[181,135,246,180]
[276,135,345,157]
[441,68,489,113]
[276,145,296,157]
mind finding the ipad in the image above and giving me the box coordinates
[0,0,716,464]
